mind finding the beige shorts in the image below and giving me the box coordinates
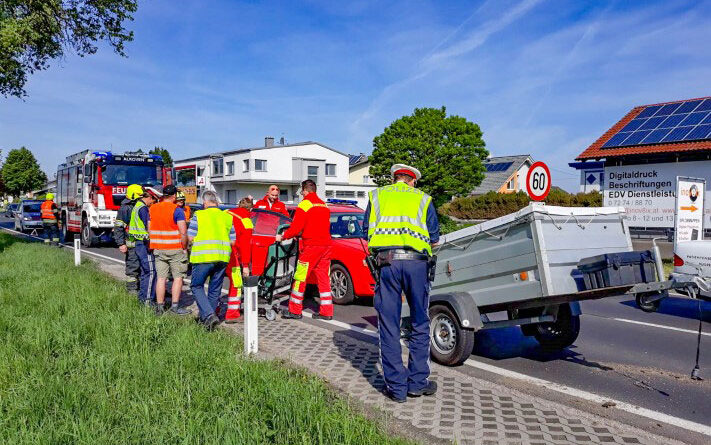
[154,249,188,279]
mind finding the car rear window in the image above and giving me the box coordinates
[23,204,42,213]
[330,213,365,238]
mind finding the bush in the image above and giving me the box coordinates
[441,190,602,220]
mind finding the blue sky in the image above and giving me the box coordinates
[1,0,710,191]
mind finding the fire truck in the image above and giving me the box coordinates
[56,150,169,246]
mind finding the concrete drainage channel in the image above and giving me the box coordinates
[1,226,708,444]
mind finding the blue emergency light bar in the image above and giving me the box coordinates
[327,199,358,205]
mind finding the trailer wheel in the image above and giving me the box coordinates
[636,292,662,313]
[533,304,580,352]
[81,218,98,247]
[429,304,475,366]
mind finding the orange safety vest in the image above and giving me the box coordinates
[183,205,191,222]
[41,200,57,221]
[149,201,183,250]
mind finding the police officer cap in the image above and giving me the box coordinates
[390,164,421,181]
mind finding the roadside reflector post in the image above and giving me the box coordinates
[74,236,81,266]
[243,275,260,354]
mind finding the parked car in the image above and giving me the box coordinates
[4,203,20,218]
[287,199,375,304]
[14,200,44,233]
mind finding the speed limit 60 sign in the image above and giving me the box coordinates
[526,161,551,201]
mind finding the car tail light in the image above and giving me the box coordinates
[673,254,684,267]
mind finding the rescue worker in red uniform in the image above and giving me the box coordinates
[253,184,288,216]
[276,179,333,320]
[224,197,254,322]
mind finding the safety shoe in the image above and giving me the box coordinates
[170,306,191,316]
[383,388,406,403]
[202,314,220,331]
[313,314,333,321]
[281,309,302,320]
[407,380,437,398]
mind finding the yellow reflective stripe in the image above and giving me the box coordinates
[294,261,309,282]
[241,217,254,229]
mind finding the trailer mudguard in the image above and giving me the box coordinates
[569,301,582,316]
[429,292,483,330]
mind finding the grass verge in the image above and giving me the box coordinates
[0,233,411,444]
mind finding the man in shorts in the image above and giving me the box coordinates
[149,185,190,315]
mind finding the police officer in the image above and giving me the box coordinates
[362,164,440,403]
[114,184,144,295]
[128,186,162,305]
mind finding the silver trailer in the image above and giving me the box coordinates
[428,203,671,365]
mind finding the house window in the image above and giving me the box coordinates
[197,167,205,177]
[280,189,289,201]
[507,178,515,190]
[325,164,336,176]
[336,190,355,198]
[255,159,267,172]
[226,161,234,176]
[357,191,365,198]
[212,159,224,176]
[325,190,334,197]
[307,166,318,182]
[362,175,370,184]
[243,159,250,172]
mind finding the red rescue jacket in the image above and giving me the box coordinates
[282,193,331,247]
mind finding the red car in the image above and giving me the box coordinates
[287,200,375,304]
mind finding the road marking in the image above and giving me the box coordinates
[589,314,710,337]
[3,225,709,435]
[463,359,711,436]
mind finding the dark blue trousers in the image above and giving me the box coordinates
[135,241,156,304]
[374,259,430,399]
[191,262,227,321]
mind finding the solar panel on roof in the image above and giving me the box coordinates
[654,103,681,116]
[683,124,711,141]
[485,162,513,172]
[602,98,711,149]
[635,105,662,119]
[696,99,711,112]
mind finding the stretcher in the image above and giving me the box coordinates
[248,209,298,320]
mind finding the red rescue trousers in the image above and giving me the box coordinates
[289,244,333,316]
[226,255,243,321]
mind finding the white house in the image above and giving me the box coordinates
[471,155,534,195]
[173,138,375,208]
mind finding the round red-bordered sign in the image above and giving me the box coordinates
[526,161,551,201]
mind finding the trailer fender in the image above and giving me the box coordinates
[429,292,483,330]
[542,301,581,317]
[569,301,582,316]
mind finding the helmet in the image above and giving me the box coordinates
[176,191,186,202]
[126,184,144,200]
[143,186,162,201]
[46,193,54,200]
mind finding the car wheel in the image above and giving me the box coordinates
[533,304,580,353]
[330,263,355,305]
[429,304,475,366]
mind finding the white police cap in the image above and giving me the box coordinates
[390,164,421,181]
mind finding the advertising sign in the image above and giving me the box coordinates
[526,161,551,201]
[674,177,705,245]
[603,160,711,229]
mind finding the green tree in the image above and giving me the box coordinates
[0,0,138,98]
[150,146,173,167]
[370,106,488,207]
[1,147,47,196]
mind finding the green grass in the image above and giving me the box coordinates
[0,233,411,445]
[663,258,673,278]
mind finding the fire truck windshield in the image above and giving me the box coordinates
[101,164,161,186]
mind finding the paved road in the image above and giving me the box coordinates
[2,216,709,431]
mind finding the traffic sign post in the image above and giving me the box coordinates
[526,161,551,202]
[674,176,706,249]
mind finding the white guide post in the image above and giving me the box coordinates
[243,275,259,354]
[74,236,81,266]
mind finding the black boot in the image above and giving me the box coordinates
[202,314,220,331]
[281,308,302,320]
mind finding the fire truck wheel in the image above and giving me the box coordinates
[330,263,355,305]
[429,304,475,366]
[533,304,580,353]
[81,218,98,247]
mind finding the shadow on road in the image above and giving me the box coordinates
[332,330,385,393]
[619,297,711,322]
